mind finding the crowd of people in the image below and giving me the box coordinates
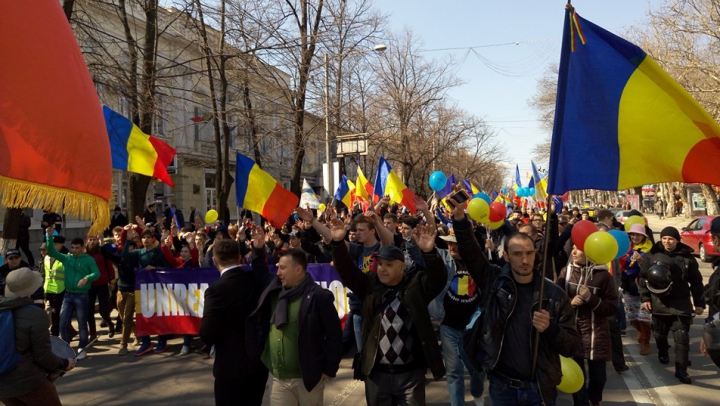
[2,194,720,406]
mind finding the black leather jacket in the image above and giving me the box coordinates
[453,216,580,405]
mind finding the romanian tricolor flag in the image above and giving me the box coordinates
[513,165,523,192]
[334,175,355,207]
[463,179,480,195]
[356,166,377,204]
[451,275,476,297]
[549,6,720,194]
[235,152,298,228]
[531,161,548,200]
[104,107,177,187]
[373,157,417,213]
[0,2,112,234]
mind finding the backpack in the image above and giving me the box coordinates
[460,278,505,373]
[0,308,22,374]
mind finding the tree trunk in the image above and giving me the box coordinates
[128,174,151,221]
[700,183,719,216]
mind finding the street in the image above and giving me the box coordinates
[55,214,720,405]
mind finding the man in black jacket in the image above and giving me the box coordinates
[246,229,342,406]
[450,198,579,406]
[640,226,705,384]
[200,237,268,406]
[330,219,447,405]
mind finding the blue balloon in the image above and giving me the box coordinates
[529,188,535,196]
[519,187,529,197]
[473,192,491,205]
[609,230,631,260]
[429,171,447,192]
[501,187,507,194]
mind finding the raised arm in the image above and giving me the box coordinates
[364,210,394,246]
[328,218,370,298]
[297,207,334,243]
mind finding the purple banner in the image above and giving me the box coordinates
[134,264,351,335]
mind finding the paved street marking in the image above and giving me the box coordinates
[327,379,362,406]
[622,337,681,406]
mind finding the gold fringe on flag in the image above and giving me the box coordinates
[0,175,110,235]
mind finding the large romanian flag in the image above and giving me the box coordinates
[104,107,177,187]
[548,6,720,194]
[235,152,298,228]
[373,156,417,213]
[334,175,355,208]
[0,1,111,234]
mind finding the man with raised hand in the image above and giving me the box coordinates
[330,217,447,405]
[450,196,579,406]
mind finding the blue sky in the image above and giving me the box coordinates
[374,0,657,185]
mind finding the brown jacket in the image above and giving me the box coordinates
[557,263,617,362]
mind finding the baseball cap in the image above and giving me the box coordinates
[6,249,21,259]
[375,245,404,262]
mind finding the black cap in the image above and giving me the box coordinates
[6,249,21,258]
[711,217,720,235]
[53,236,66,244]
[660,226,681,241]
[375,245,404,262]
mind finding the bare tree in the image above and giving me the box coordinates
[371,28,463,186]
[629,0,720,215]
[527,63,558,164]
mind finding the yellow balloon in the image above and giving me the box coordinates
[318,203,327,212]
[557,356,583,393]
[468,198,490,222]
[490,219,504,230]
[205,209,218,224]
[584,231,618,264]
[624,215,644,232]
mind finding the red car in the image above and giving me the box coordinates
[680,215,719,263]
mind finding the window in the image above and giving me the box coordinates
[697,218,707,230]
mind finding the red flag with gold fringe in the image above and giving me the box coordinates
[0,1,112,233]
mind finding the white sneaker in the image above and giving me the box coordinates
[209,345,215,358]
[76,349,87,360]
[473,397,484,406]
[180,345,190,356]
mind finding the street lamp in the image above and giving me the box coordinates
[323,44,386,198]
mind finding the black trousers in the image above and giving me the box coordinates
[214,373,267,406]
[653,314,692,367]
[572,358,607,406]
[46,291,65,337]
[16,238,34,267]
[608,316,626,367]
[88,284,112,334]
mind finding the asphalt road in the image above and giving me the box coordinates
[56,213,720,405]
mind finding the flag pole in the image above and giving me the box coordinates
[532,191,554,380]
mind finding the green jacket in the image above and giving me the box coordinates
[45,234,99,293]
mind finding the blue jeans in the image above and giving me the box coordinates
[489,375,551,406]
[60,292,89,349]
[440,325,485,405]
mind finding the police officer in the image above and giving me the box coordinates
[701,217,720,366]
[639,226,705,384]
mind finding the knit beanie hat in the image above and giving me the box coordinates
[660,227,680,241]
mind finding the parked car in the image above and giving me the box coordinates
[680,215,719,263]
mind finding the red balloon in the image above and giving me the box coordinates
[571,220,597,251]
[489,202,506,222]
